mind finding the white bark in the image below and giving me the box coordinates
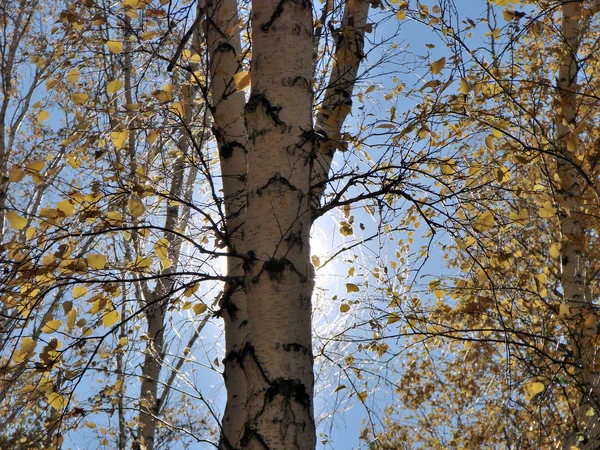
[204,0,249,446]
[240,0,316,446]
[313,0,370,210]
[556,2,600,448]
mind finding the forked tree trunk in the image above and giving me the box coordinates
[240,0,316,446]
[204,0,249,446]
[556,2,600,448]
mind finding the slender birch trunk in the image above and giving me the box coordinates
[239,0,316,446]
[556,2,600,448]
[204,0,249,445]
[134,43,204,450]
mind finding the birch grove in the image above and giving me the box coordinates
[5,0,600,449]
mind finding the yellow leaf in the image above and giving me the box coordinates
[396,10,406,20]
[169,101,184,116]
[127,196,145,218]
[151,89,173,102]
[67,154,82,169]
[559,304,570,317]
[459,78,470,94]
[6,211,27,230]
[433,289,445,299]
[311,255,321,267]
[502,9,516,21]
[133,256,153,269]
[107,79,123,93]
[85,421,97,429]
[106,40,124,54]
[8,166,25,182]
[47,392,67,410]
[473,211,495,233]
[365,85,377,94]
[148,130,159,144]
[20,337,37,354]
[72,93,89,105]
[536,273,547,284]
[38,110,50,122]
[487,27,501,40]
[103,309,120,328]
[233,71,251,90]
[357,391,367,402]
[525,381,544,400]
[184,283,199,298]
[154,238,170,261]
[141,31,159,41]
[67,68,80,84]
[193,303,207,315]
[87,254,106,270]
[26,227,36,239]
[549,243,560,259]
[73,286,88,299]
[485,134,495,150]
[56,199,75,216]
[346,283,360,293]
[67,308,77,330]
[387,313,400,325]
[160,258,172,270]
[111,130,129,149]
[26,160,45,173]
[46,78,58,90]
[340,222,353,236]
[340,303,350,313]
[41,319,62,334]
[538,201,556,218]
[430,57,446,75]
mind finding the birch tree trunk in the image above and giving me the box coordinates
[240,0,316,446]
[135,42,203,450]
[205,0,249,446]
[313,0,369,207]
[557,2,600,448]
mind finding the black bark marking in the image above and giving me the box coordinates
[252,257,308,284]
[217,288,239,320]
[244,250,258,271]
[282,343,310,354]
[219,140,246,159]
[260,0,310,32]
[245,92,286,128]
[256,173,298,196]
[241,424,270,449]
[265,378,310,407]
[215,41,235,54]
[262,257,290,281]
[284,231,304,250]
[283,76,313,93]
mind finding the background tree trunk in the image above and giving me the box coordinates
[204,0,249,446]
[556,2,600,448]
